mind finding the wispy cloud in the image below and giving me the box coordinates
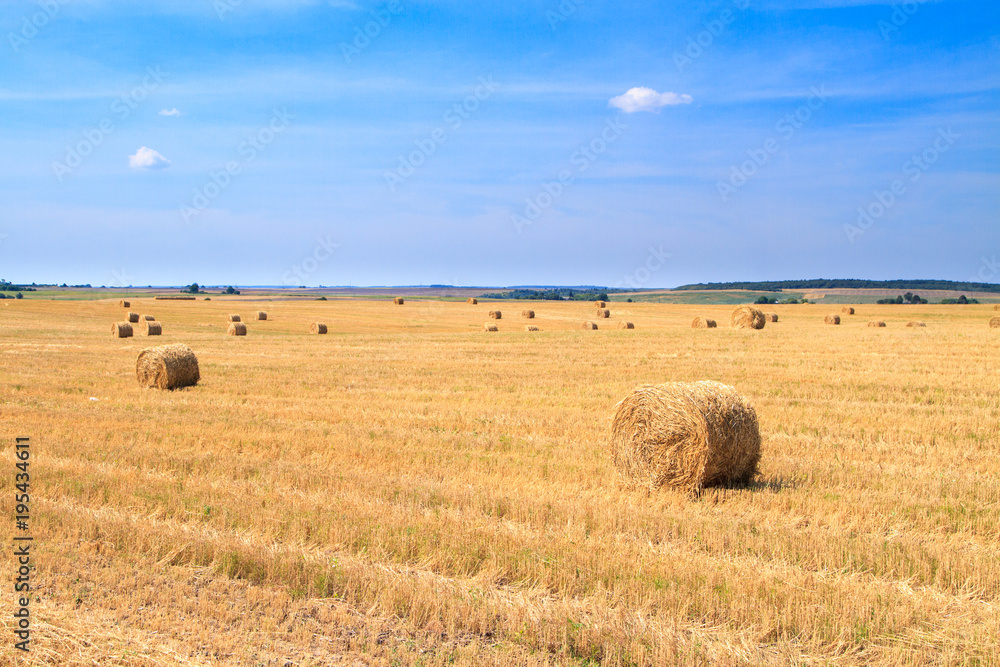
[608,87,693,113]
[128,147,171,170]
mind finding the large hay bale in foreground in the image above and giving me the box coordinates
[868,320,886,328]
[990,317,1000,328]
[611,381,761,492]
[136,344,199,390]
[594,300,606,308]
[597,308,610,318]
[127,312,140,323]
[311,323,328,334]
[228,322,247,336]
[524,325,539,331]
[522,309,535,318]
[767,313,778,322]
[731,306,765,330]
[256,311,267,321]
[467,298,478,305]
[692,317,717,329]
[906,321,926,327]
[489,310,502,320]
[119,300,130,308]
[582,321,598,330]
[143,322,162,336]
[841,306,855,315]
[824,314,841,325]
[228,314,241,322]
[394,297,404,305]
[483,323,498,332]
[619,321,634,329]
[112,322,133,338]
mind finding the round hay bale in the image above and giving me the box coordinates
[228,322,247,336]
[994,305,1000,311]
[841,306,855,315]
[521,309,535,318]
[112,322,133,338]
[824,314,841,325]
[467,298,478,305]
[394,297,404,305]
[582,321,598,330]
[483,323,498,332]
[597,308,610,318]
[524,325,539,331]
[594,300,606,308]
[256,311,267,321]
[867,320,886,328]
[619,321,634,329]
[692,317,717,329]
[136,343,199,390]
[610,381,761,492]
[119,300,130,308]
[906,321,926,327]
[310,323,328,334]
[143,321,162,336]
[990,317,1000,328]
[767,313,778,322]
[127,312,140,323]
[228,314,241,322]
[489,310,502,320]
[143,314,155,321]
[731,306,765,329]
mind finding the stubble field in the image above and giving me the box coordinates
[1,296,998,666]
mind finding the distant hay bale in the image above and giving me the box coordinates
[521,309,535,318]
[995,305,1000,311]
[619,321,634,329]
[136,344,199,390]
[610,381,761,492]
[841,306,855,315]
[467,298,478,305]
[228,322,247,336]
[824,314,841,325]
[154,296,196,301]
[394,297,404,305]
[990,317,1000,328]
[310,322,328,334]
[767,313,778,322]
[227,314,241,322]
[143,315,155,321]
[867,320,886,328]
[483,323,498,332]
[143,322,162,336]
[112,322,133,338]
[731,306,765,329]
[582,321,598,330]
[127,312,140,323]
[906,321,926,327]
[692,317,717,329]
[524,325,539,331]
[256,311,267,321]
[489,310,502,320]
[595,300,606,308]
[119,300,130,308]
[597,308,610,318]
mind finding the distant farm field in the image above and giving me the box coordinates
[1,296,998,666]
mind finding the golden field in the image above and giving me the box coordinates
[1,296,998,666]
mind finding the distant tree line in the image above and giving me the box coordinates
[675,279,1000,293]
[0,280,35,293]
[479,288,610,301]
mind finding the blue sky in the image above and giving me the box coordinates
[1,0,997,287]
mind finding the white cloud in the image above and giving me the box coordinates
[159,108,181,117]
[128,147,171,170]
[608,87,693,113]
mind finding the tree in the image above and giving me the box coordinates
[186,283,200,294]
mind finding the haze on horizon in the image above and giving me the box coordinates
[1,0,997,288]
